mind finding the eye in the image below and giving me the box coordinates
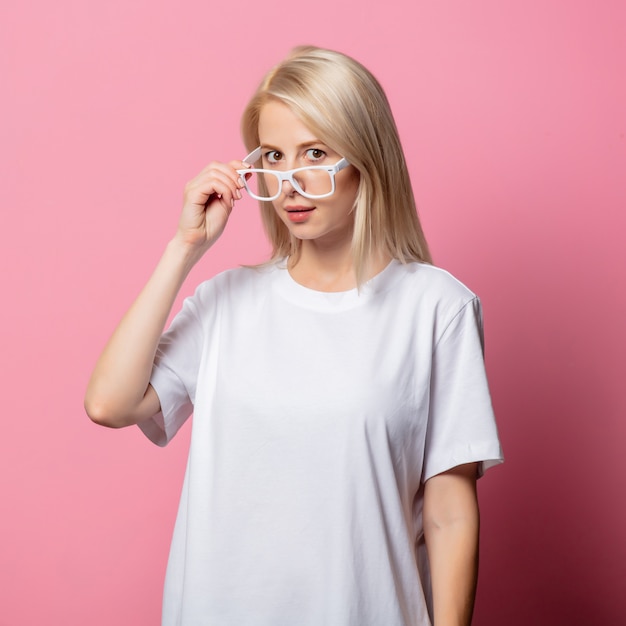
[305,148,326,162]
[264,150,282,164]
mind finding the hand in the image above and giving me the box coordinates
[174,159,250,257]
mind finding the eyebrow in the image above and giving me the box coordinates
[259,140,327,152]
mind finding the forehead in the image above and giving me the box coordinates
[258,100,320,147]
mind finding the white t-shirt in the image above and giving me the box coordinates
[140,260,503,626]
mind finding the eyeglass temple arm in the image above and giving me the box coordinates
[334,157,350,173]
[243,147,262,165]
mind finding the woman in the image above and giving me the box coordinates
[85,46,503,626]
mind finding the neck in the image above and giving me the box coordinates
[288,240,390,292]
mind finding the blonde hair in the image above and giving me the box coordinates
[241,46,432,283]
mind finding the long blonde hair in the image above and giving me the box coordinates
[241,46,431,284]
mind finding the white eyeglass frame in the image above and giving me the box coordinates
[237,147,350,201]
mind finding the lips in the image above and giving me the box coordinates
[285,206,315,213]
[285,206,315,223]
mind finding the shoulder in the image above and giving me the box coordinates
[390,261,478,307]
[192,262,281,306]
[383,262,483,342]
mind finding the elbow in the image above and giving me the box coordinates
[84,395,130,429]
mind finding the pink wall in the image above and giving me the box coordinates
[2,1,624,624]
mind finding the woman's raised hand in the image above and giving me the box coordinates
[174,159,250,257]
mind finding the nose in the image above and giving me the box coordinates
[280,176,297,196]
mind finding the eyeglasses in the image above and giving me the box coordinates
[237,147,350,201]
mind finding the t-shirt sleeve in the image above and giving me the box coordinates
[422,297,503,481]
[138,289,206,447]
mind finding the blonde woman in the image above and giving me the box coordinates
[86,46,503,626]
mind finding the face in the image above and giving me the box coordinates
[257,100,360,249]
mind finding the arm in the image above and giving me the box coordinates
[423,462,480,626]
[84,160,249,428]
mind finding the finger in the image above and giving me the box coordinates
[228,159,253,170]
[208,170,243,202]
[201,160,248,189]
[187,169,241,205]
[185,183,232,214]
[228,160,254,188]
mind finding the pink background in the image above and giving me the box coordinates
[2,1,624,624]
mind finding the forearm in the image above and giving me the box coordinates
[84,238,202,427]
[425,513,479,626]
[423,463,480,626]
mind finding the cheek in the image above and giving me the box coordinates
[341,171,360,202]
[341,177,360,210]
[271,200,290,224]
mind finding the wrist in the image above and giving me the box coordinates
[166,235,209,274]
